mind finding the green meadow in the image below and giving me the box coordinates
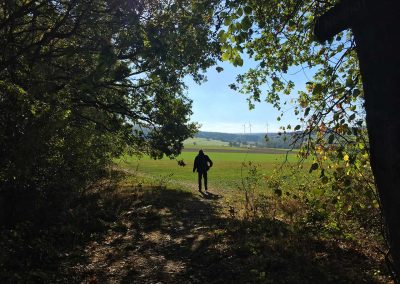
[118,148,301,190]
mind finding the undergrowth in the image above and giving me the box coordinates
[0,166,392,283]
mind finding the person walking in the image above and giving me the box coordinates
[193,150,213,193]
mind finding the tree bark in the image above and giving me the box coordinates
[352,2,400,280]
[315,0,400,280]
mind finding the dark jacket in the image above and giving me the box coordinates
[193,154,213,173]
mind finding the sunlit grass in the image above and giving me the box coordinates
[117,149,305,190]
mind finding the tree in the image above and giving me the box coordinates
[217,0,399,279]
[0,0,221,225]
[315,0,400,279]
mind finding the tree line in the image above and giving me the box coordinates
[195,131,302,149]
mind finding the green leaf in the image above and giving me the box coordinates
[312,83,323,95]
[333,112,340,121]
[233,57,244,67]
[224,16,232,26]
[309,162,318,173]
[328,134,334,144]
[218,30,227,41]
[229,83,238,90]
[294,125,301,131]
[241,16,252,30]
[352,89,360,97]
[304,107,310,117]
[346,76,353,87]
[221,52,231,61]
[244,6,252,15]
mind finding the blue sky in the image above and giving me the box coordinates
[185,60,312,134]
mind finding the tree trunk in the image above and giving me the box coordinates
[351,1,400,280]
[315,0,400,280]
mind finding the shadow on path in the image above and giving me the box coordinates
[74,186,387,284]
[198,191,222,200]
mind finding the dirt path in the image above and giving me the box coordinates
[66,178,389,284]
[1,170,390,283]
[77,186,237,283]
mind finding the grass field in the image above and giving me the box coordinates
[117,149,302,190]
[183,137,230,147]
[47,144,386,283]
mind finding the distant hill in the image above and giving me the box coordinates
[194,131,300,149]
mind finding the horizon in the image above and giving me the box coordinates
[195,129,290,135]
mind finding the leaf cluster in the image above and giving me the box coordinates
[218,1,365,153]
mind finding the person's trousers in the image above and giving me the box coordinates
[198,171,208,190]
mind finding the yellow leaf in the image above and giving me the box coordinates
[343,154,349,162]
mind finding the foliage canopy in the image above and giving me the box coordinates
[0,0,220,222]
[216,0,373,199]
